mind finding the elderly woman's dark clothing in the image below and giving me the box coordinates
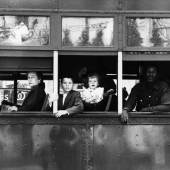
[18,84,46,111]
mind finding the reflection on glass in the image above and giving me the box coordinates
[17,80,30,105]
[0,81,14,104]
[62,17,114,47]
[0,16,50,46]
[127,18,170,47]
[17,80,53,105]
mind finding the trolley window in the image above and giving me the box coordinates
[59,55,118,112]
[62,17,114,48]
[126,17,170,48]
[123,60,170,112]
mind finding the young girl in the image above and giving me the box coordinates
[81,74,104,111]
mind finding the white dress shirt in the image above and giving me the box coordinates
[63,93,67,105]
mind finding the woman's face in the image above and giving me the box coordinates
[62,78,73,93]
[88,77,99,89]
[28,72,40,88]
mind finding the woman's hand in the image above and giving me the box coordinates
[54,110,69,118]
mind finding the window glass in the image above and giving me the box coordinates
[62,17,114,47]
[0,80,14,104]
[17,80,30,105]
[127,18,170,48]
[0,16,50,46]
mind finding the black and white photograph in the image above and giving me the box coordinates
[0,0,170,170]
[0,16,50,46]
[62,17,114,47]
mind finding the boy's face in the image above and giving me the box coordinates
[28,72,40,88]
[88,77,98,89]
[62,78,73,93]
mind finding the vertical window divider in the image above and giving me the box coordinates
[53,51,58,113]
[118,51,123,115]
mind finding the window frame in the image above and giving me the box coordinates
[58,12,118,51]
[123,13,170,51]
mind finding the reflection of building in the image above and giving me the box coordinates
[136,18,153,47]
[0,16,50,46]
[155,19,170,46]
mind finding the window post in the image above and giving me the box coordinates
[118,51,123,115]
[53,51,58,113]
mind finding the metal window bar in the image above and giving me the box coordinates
[118,51,123,114]
[53,51,58,113]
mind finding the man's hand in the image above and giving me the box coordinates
[54,110,69,118]
[121,109,128,122]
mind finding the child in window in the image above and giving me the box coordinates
[81,74,104,111]
[48,76,84,117]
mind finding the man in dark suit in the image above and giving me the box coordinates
[55,77,84,117]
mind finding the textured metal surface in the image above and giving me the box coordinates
[0,124,84,170]
[93,125,170,170]
[0,117,170,170]
[125,0,170,11]
[59,0,119,10]
[0,0,57,9]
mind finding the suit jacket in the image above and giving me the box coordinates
[58,90,84,114]
[18,84,46,111]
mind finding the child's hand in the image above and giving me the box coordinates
[54,110,69,117]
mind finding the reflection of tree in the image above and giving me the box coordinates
[92,29,104,46]
[16,16,28,26]
[127,19,142,46]
[78,18,90,46]
[150,20,163,46]
[78,29,90,46]
[110,31,114,46]
[62,29,73,46]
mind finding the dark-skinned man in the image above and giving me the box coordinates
[121,65,170,122]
